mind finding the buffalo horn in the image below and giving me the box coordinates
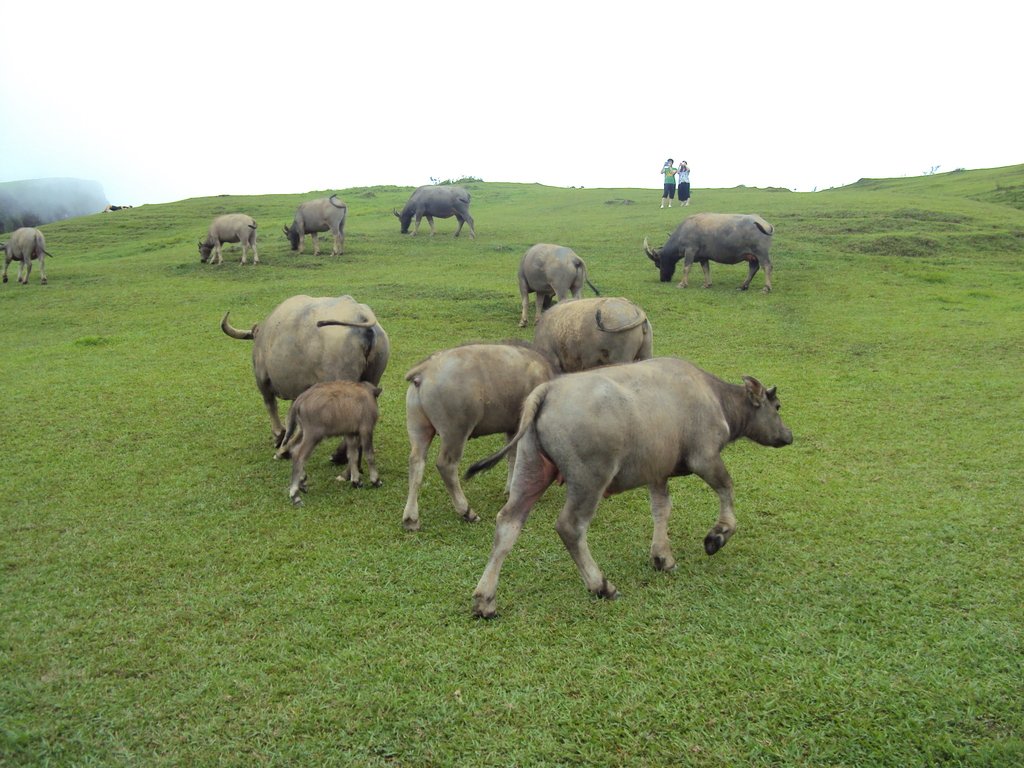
[642,236,660,263]
[220,311,255,340]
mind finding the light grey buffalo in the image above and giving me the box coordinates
[517,243,600,327]
[283,194,347,256]
[402,342,556,531]
[644,212,775,292]
[199,213,259,265]
[465,357,794,617]
[532,296,653,373]
[393,185,475,238]
[220,295,390,447]
[2,227,51,285]
[275,380,383,505]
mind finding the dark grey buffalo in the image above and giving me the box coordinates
[221,295,390,446]
[393,185,475,238]
[466,357,793,617]
[532,296,652,373]
[283,194,347,256]
[644,212,775,292]
[2,227,51,285]
[199,214,259,265]
[517,243,600,326]
[402,342,557,531]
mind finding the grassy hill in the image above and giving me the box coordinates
[2,167,1022,766]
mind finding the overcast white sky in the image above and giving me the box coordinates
[1,1,1018,206]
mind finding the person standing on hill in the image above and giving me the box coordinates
[677,161,691,206]
[661,158,677,208]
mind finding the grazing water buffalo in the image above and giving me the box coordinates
[283,194,347,256]
[465,357,793,617]
[644,212,775,292]
[200,213,259,265]
[275,380,383,505]
[220,295,390,446]
[2,227,51,285]
[402,342,557,531]
[393,185,475,238]
[532,296,653,373]
[517,243,600,327]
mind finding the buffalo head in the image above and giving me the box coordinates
[283,224,300,251]
[643,237,678,282]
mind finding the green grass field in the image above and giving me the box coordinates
[2,167,1022,766]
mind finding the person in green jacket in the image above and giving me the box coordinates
[661,158,677,208]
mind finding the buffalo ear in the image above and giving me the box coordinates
[766,385,777,400]
[742,375,766,406]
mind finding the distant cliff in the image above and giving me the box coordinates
[0,178,108,232]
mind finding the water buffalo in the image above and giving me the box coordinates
[532,296,653,373]
[643,212,775,292]
[199,213,259,265]
[402,342,557,531]
[2,227,51,285]
[517,243,600,327]
[393,185,475,238]
[220,295,390,446]
[283,194,347,256]
[465,357,793,617]
[275,380,383,505]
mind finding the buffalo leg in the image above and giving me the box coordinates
[739,259,760,291]
[288,435,321,505]
[402,406,436,531]
[453,217,465,237]
[518,285,531,327]
[473,433,556,618]
[250,239,259,265]
[2,254,10,283]
[693,455,737,554]
[310,233,320,257]
[699,261,712,288]
[360,428,381,488]
[344,436,361,487]
[649,481,676,571]
[261,387,286,446]
[426,215,436,236]
[37,255,46,285]
[436,432,479,523]
[677,254,694,288]
[555,481,617,600]
[761,261,772,293]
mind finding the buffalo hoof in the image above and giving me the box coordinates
[762,287,772,294]
[290,495,303,507]
[703,532,727,555]
[402,517,421,532]
[370,479,383,488]
[351,480,363,489]
[41,279,47,285]
[596,578,619,600]
[473,594,498,619]
[651,554,677,572]
[737,285,750,292]
[518,319,527,328]
[461,509,481,524]
[2,276,6,283]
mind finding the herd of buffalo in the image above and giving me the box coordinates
[6,184,791,616]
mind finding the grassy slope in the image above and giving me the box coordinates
[1,167,1022,766]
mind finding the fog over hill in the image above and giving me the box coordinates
[0,178,108,233]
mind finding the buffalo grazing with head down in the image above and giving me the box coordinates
[465,356,794,617]
[283,194,347,256]
[220,295,390,447]
[517,243,600,326]
[393,185,475,238]
[2,227,52,285]
[644,212,775,292]
[402,342,557,531]
[199,214,259,265]
[532,296,653,373]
